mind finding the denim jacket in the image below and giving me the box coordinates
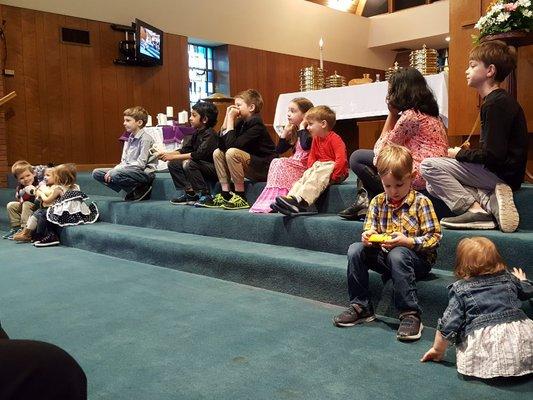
[437,271,533,344]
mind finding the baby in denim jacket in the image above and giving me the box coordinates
[421,237,533,378]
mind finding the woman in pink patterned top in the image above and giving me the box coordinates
[250,98,314,213]
[373,108,448,190]
[339,68,448,220]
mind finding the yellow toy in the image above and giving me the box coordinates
[368,233,393,243]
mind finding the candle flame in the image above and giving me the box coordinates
[319,38,324,48]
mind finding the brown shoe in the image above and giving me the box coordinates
[397,312,423,341]
[333,304,376,327]
[13,228,32,242]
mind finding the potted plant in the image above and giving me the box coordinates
[473,0,533,44]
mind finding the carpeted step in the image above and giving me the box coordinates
[59,222,532,326]
[1,186,532,272]
[5,172,533,227]
[85,197,533,273]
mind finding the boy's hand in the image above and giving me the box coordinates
[104,171,112,183]
[447,147,460,158]
[460,141,471,150]
[511,267,527,281]
[421,347,444,363]
[361,229,377,247]
[159,152,177,162]
[381,232,413,250]
[226,106,240,120]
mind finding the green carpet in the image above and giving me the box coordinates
[0,239,531,399]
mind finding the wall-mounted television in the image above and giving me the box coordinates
[135,19,163,66]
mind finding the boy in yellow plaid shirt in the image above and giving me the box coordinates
[333,144,441,341]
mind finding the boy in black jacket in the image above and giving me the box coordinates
[159,101,219,205]
[420,41,527,233]
[198,89,277,210]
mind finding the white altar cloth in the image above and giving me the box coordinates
[273,72,448,133]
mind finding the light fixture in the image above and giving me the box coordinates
[445,36,450,42]
[328,0,354,12]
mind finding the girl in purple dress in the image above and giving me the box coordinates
[250,98,314,213]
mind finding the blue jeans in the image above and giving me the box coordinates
[92,168,154,194]
[32,208,61,241]
[346,243,431,315]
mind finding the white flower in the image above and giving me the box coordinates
[517,0,531,8]
[496,12,510,22]
[523,9,532,17]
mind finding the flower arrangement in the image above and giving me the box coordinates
[473,0,533,43]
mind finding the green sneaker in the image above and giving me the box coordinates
[222,193,250,210]
[195,193,227,208]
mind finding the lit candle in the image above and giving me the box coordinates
[166,106,174,118]
[319,37,324,70]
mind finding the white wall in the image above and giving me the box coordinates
[368,0,449,50]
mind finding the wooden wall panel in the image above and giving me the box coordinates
[517,45,533,130]
[4,6,27,163]
[227,45,383,128]
[0,4,7,187]
[448,0,481,136]
[1,5,190,168]
[21,10,41,162]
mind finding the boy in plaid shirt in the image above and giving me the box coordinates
[333,144,441,341]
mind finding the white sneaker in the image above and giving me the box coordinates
[490,183,519,233]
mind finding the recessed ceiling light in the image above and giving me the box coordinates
[328,0,354,12]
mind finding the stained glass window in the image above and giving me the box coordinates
[188,44,215,108]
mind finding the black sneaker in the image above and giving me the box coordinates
[397,313,423,341]
[124,189,135,201]
[276,196,307,214]
[333,304,376,327]
[34,233,60,247]
[338,189,369,220]
[129,185,152,202]
[338,204,368,221]
[489,183,519,233]
[170,193,199,205]
[440,211,496,230]
[269,202,293,216]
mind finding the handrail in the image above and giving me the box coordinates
[0,91,16,107]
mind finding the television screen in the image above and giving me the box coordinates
[135,19,163,65]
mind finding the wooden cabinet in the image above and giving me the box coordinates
[202,95,234,133]
[448,0,481,136]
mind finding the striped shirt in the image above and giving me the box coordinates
[363,190,441,264]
